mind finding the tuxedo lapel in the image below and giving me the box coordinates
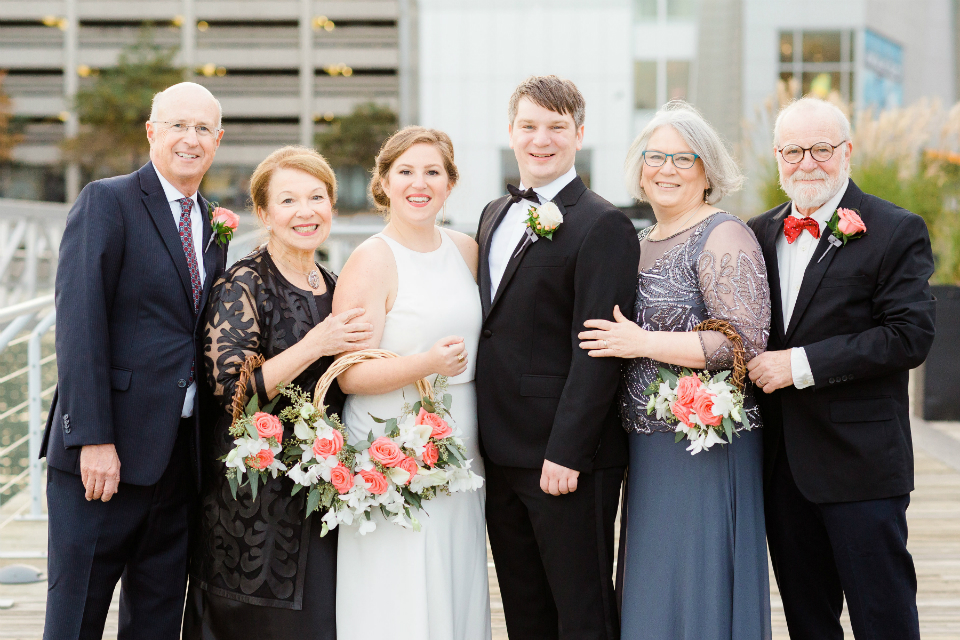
[764,204,789,343]
[139,163,194,309]
[784,181,866,343]
[479,196,514,319]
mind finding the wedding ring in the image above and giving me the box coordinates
[457,353,465,363]
[602,340,608,349]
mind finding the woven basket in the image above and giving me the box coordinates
[693,318,747,391]
[312,349,435,411]
[231,353,266,423]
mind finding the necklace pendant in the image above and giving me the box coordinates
[307,269,321,289]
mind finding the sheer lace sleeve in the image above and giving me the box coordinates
[696,219,771,370]
[203,265,263,410]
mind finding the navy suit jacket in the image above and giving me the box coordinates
[41,162,228,486]
[747,180,935,503]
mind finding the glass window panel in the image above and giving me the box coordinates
[667,0,696,19]
[634,0,658,20]
[802,71,841,98]
[667,60,690,101]
[634,60,658,109]
[780,32,794,63]
[802,31,842,63]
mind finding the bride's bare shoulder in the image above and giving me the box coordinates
[443,229,479,276]
[335,236,397,292]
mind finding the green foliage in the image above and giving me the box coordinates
[62,26,184,177]
[0,70,23,163]
[314,102,398,171]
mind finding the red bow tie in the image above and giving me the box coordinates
[783,216,821,244]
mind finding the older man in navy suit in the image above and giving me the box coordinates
[41,82,229,639]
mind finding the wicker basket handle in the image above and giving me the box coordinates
[313,349,435,411]
[231,353,266,423]
[693,318,747,392]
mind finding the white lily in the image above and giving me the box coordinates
[386,467,412,486]
[293,419,315,441]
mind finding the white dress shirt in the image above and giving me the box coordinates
[488,165,577,301]
[776,178,849,389]
[153,166,206,417]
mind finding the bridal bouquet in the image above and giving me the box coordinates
[223,393,288,499]
[644,367,750,455]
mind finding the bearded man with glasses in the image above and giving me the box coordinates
[42,82,229,640]
[746,97,935,640]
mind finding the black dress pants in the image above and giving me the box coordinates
[765,441,920,640]
[485,460,623,640]
[44,422,194,640]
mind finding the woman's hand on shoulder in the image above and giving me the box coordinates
[303,308,373,358]
[445,229,479,281]
[578,305,649,358]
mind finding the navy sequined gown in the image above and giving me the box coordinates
[618,213,773,640]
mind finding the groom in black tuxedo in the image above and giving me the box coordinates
[41,83,229,639]
[475,75,641,640]
[747,97,935,640]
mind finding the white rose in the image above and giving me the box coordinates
[535,202,563,229]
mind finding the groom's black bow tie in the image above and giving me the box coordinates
[507,184,540,205]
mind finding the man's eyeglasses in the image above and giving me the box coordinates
[778,141,847,164]
[641,150,700,170]
[150,121,221,139]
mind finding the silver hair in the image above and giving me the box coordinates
[149,82,223,129]
[623,100,743,205]
[773,97,851,147]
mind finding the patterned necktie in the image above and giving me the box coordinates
[783,215,821,244]
[177,197,202,314]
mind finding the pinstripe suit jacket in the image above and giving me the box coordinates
[41,162,228,486]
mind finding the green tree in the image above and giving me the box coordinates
[61,27,183,178]
[314,103,398,171]
[0,70,24,163]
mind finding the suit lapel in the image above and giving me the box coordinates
[783,181,866,343]
[139,163,194,308]
[479,196,514,319]
[196,195,216,325]
[764,204,789,343]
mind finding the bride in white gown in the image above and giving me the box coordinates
[330,127,491,640]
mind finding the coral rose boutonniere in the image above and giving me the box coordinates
[207,202,239,251]
[525,201,563,241]
[818,207,866,263]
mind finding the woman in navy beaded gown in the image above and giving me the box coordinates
[580,101,772,640]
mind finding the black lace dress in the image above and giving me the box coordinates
[183,246,344,639]
[618,213,774,639]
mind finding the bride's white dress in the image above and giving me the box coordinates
[336,230,491,640]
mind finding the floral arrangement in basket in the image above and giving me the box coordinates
[283,350,484,536]
[643,319,753,455]
[222,354,288,499]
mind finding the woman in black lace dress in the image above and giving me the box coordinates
[580,102,773,639]
[183,146,372,638]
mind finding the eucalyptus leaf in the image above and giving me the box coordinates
[245,393,259,417]
[442,393,453,411]
[387,426,401,438]
[228,472,239,500]
[354,440,371,451]
[412,401,422,415]
[386,418,397,431]
[644,380,660,395]
[401,487,423,510]
[723,421,733,443]
[713,370,731,383]
[674,431,685,444]
[658,368,679,385]
[306,486,322,515]
[379,505,390,520]
[291,483,303,497]
[367,430,375,443]
[262,395,280,414]
[245,420,259,441]
[369,414,387,424]
[247,469,259,501]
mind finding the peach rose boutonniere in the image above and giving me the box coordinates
[819,207,866,263]
[206,202,239,251]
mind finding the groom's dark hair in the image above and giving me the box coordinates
[508,75,585,128]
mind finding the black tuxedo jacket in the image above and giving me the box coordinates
[41,162,228,486]
[475,177,641,473]
[747,180,935,504]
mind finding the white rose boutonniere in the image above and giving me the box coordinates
[525,201,563,241]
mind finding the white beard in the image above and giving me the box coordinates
[780,157,850,210]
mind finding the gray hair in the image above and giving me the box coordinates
[773,97,850,147]
[624,100,743,205]
[150,82,223,129]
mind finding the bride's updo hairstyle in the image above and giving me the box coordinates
[250,145,338,227]
[370,126,459,218]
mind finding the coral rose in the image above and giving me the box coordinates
[692,389,723,427]
[397,456,419,484]
[671,400,694,427]
[674,375,703,406]
[369,437,405,467]
[417,408,452,440]
[254,412,284,443]
[313,430,344,459]
[422,442,439,468]
[836,207,866,236]
[212,207,240,230]
[358,468,388,495]
[246,448,274,470]
[330,463,354,494]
